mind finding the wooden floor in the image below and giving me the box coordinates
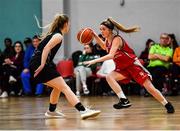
[0,95,180,130]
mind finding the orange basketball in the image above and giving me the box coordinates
[77,28,93,45]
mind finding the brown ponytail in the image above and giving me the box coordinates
[41,14,69,40]
[107,17,140,33]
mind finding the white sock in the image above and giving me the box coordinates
[117,91,126,99]
[155,89,168,106]
[161,99,168,106]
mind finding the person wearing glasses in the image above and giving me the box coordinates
[147,33,173,93]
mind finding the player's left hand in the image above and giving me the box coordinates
[34,64,44,77]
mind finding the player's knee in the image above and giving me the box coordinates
[54,87,61,93]
[61,84,71,93]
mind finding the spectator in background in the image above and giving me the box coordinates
[0,49,2,64]
[74,43,99,96]
[168,34,178,51]
[147,33,173,92]
[71,50,82,67]
[0,49,3,93]
[23,37,32,49]
[2,38,15,59]
[95,59,115,96]
[21,35,44,96]
[0,41,24,98]
[139,39,155,67]
[0,38,15,96]
[171,45,180,95]
[93,34,107,57]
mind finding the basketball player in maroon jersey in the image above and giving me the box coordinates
[84,17,174,113]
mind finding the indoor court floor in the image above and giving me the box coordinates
[0,95,180,130]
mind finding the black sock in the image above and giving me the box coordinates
[75,102,86,111]
[49,103,57,112]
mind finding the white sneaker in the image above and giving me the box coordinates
[83,86,90,95]
[80,107,101,119]
[76,91,80,97]
[83,89,90,95]
[10,91,15,96]
[45,110,65,118]
[9,75,17,83]
[0,91,8,98]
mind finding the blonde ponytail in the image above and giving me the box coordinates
[41,14,69,41]
[107,17,140,33]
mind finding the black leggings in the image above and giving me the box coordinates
[148,66,168,92]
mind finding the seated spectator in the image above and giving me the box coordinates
[2,38,15,58]
[0,38,15,97]
[168,33,178,51]
[0,49,3,93]
[171,45,180,95]
[21,35,44,96]
[74,43,100,96]
[147,33,173,93]
[0,41,24,98]
[71,50,82,67]
[93,34,107,57]
[23,37,32,49]
[95,59,115,96]
[96,59,115,77]
[139,39,155,67]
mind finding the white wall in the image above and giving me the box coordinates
[69,0,180,56]
[42,0,180,59]
[42,0,64,63]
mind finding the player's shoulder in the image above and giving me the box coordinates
[52,33,63,40]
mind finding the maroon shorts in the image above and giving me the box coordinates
[115,64,150,86]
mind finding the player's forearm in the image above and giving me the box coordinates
[93,33,106,50]
[93,54,113,63]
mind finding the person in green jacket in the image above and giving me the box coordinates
[74,43,99,96]
[147,33,173,93]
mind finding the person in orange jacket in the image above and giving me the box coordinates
[171,46,180,95]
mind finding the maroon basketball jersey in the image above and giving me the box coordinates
[106,35,137,70]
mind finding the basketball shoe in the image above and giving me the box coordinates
[45,110,65,118]
[80,107,101,119]
[113,98,132,109]
[165,102,175,113]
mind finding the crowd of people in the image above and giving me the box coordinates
[0,36,44,98]
[139,33,180,96]
[0,33,179,98]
